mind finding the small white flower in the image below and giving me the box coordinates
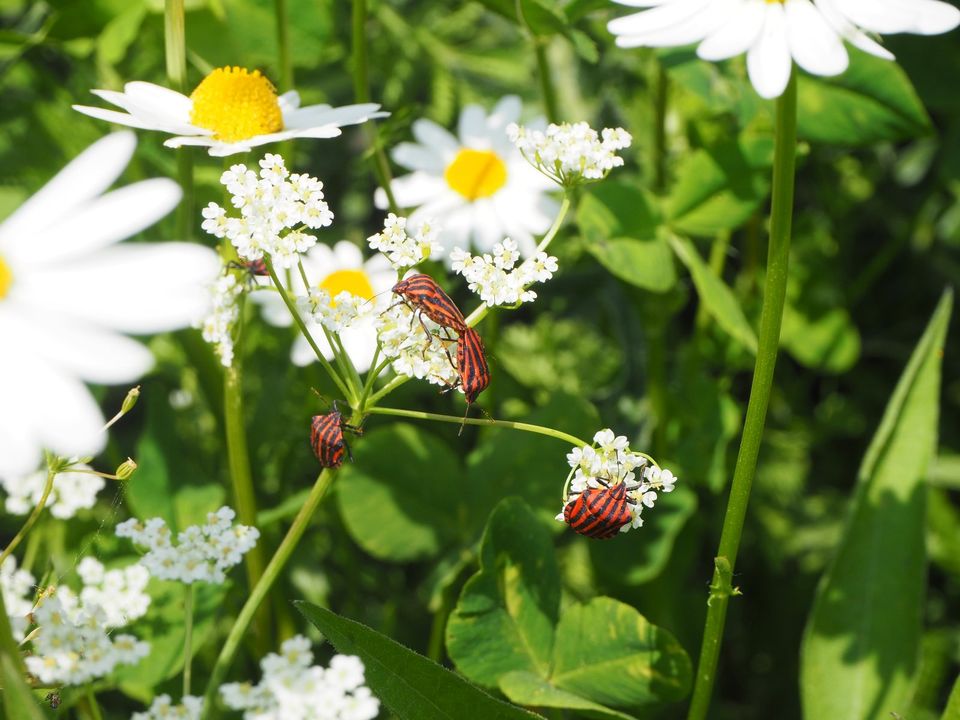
[1,464,104,519]
[74,66,387,157]
[375,302,460,389]
[508,121,631,186]
[368,213,443,268]
[450,238,557,308]
[196,272,244,367]
[1,556,35,641]
[377,96,557,258]
[607,0,960,100]
[131,694,204,720]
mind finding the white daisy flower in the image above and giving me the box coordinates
[607,0,960,99]
[73,66,388,157]
[0,132,219,480]
[254,241,396,373]
[376,96,558,258]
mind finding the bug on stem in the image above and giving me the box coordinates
[310,401,363,468]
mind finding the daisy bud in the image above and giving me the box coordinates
[120,385,141,416]
[115,458,138,481]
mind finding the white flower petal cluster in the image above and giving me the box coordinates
[116,506,259,585]
[131,694,204,720]
[374,303,459,389]
[607,0,960,100]
[197,272,244,367]
[24,591,150,685]
[300,287,371,334]
[557,428,678,533]
[56,557,150,628]
[507,122,632,186]
[450,238,558,307]
[1,557,35,641]
[202,154,333,269]
[1,464,104,519]
[220,635,379,720]
[367,213,442,268]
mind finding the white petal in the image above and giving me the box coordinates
[458,104,489,145]
[278,90,301,112]
[490,95,522,126]
[747,4,793,99]
[386,173,454,209]
[698,1,765,60]
[785,0,849,78]
[283,103,387,130]
[0,132,135,254]
[73,105,185,132]
[391,142,446,173]
[608,0,723,44]
[815,0,896,59]
[8,179,181,268]
[411,119,460,157]
[116,81,193,124]
[331,240,363,269]
[834,0,960,34]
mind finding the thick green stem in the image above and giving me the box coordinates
[686,71,798,720]
[534,40,559,123]
[182,584,195,697]
[275,0,292,92]
[80,690,104,720]
[646,323,667,458]
[0,469,55,568]
[653,61,668,192]
[200,467,337,719]
[352,0,399,213]
[367,406,589,447]
[164,0,194,240]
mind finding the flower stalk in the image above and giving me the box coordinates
[686,70,798,720]
[163,0,194,240]
[0,468,56,568]
[182,584,195,696]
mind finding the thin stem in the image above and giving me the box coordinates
[352,0,399,213]
[0,469,55,568]
[533,40,559,123]
[686,71,798,720]
[182,584,195,697]
[265,258,353,402]
[275,0,292,93]
[653,61,668,192]
[359,345,384,403]
[367,406,590,447]
[200,467,338,719]
[164,0,194,240]
[80,690,104,720]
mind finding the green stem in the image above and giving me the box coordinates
[264,259,353,402]
[367,406,589,447]
[352,0,399,213]
[164,0,194,240]
[695,231,731,332]
[533,40,559,123]
[182,584,195,697]
[686,71,798,720]
[275,0,292,92]
[200,467,338,719]
[646,323,667,458]
[80,690,104,720]
[0,469,55,568]
[653,61,668,192]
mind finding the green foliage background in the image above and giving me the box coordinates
[2,0,960,718]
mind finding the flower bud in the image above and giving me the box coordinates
[115,458,138,481]
[121,386,141,415]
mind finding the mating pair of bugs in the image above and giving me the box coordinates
[310,273,491,468]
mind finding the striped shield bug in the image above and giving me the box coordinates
[391,273,467,336]
[563,480,635,539]
[227,258,270,277]
[457,326,490,405]
[310,401,363,468]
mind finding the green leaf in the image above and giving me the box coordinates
[1,653,47,720]
[472,0,569,36]
[296,602,544,720]
[797,48,932,145]
[781,305,861,374]
[942,674,960,720]
[669,235,758,353]
[446,498,560,687]
[665,137,773,236]
[801,289,953,720]
[576,181,660,244]
[337,424,464,562]
[587,237,677,293]
[499,672,638,720]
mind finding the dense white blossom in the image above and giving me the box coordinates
[1,556,35,641]
[220,635,379,720]
[197,272,244,367]
[131,694,204,720]
[375,303,459,389]
[367,213,442,268]
[507,122,631,186]
[1,464,104,519]
[56,557,150,628]
[116,506,259,585]
[450,238,557,307]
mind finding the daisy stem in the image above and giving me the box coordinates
[274,0,293,93]
[533,40,559,124]
[182,584,195,697]
[0,468,56,569]
[686,71,798,720]
[351,0,399,214]
[164,0,194,240]
[199,466,339,719]
[366,406,590,447]
[265,258,355,403]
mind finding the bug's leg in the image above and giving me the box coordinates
[458,401,472,437]
[342,439,354,464]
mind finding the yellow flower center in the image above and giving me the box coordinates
[320,269,374,305]
[189,67,284,143]
[0,255,12,300]
[444,149,508,201]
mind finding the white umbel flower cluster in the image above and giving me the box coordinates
[507,122,632,186]
[1,464,104,519]
[116,506,259,585]
[57,557,151,628]
[220,635,380,720]
[24,590,150,685]
[1,556,35,641]
[132,694,204,720]
[197,272,244,367]
[367,213,443,268]
[375,303,459,388]
[557,429,677,533]
[299,287,371,334]
[201,154,333,269]
[450,238,558,307]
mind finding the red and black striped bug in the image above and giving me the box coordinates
[457,326,490,405]
[563,479,635,539]
[391,273,468,337]
[227,258,270,277]
[310,401,363,468]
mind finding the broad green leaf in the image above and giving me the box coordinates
[95,2,146,66]
[1,653,47,720]
[587,236,677,293]
[781,304,861,374]
[801,289,952,720]
[337,424,464,562]
[576,181,660,244]
[943,674,960,720]
[797,49,932,145]
[928,452,960,490]
[446,498,560,687]
[669,235,758,353]
[472,0,568,36]
[499,672,638,720]
[665,137,773,236]
[297,602,544,720]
